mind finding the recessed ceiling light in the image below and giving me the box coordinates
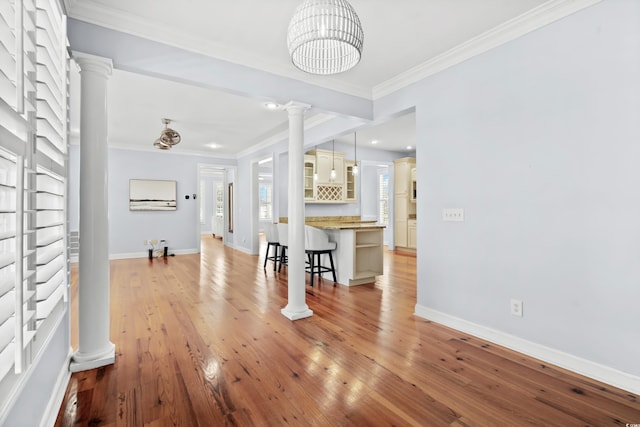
[371,140,378,145]
[406,145,413,150]
[207,143,219,149]
[263,102,281,110]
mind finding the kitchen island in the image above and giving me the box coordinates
[280,216,385,286]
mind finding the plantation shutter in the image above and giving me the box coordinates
[0,0,68,388]
[34,0,67,332]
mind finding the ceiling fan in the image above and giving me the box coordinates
[153,118,181,150]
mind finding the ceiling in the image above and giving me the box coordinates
[65,0,548,156]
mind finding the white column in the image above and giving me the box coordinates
[70,52,115,372]
[281,102,313,321]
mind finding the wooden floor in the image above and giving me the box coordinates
[55,236,640,426]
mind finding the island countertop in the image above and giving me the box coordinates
[278,215,385,230]
[313,222,384,230]
[277,216,385,286]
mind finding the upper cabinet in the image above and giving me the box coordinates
[394,159,412,195]
[305,149,356,203]
[304,155,316,201]
[344,160,357,202]
[315,149,344,183]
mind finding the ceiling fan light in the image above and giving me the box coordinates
[287,0,364,75]
[154,118,181,149]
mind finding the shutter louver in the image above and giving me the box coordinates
[0,0,68,396]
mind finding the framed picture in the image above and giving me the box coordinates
[129,179,177,211]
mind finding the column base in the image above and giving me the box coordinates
[281,306,313,321]
[70,342,116,372]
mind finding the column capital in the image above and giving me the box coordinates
[284,101,311,114]
[73,51,113,77]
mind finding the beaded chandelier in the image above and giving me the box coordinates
[287,0,364,75]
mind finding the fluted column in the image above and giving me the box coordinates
[70,52,115,372]
[281,102,313,321]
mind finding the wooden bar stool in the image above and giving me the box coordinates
[304,225,337,287]
[263,223,280,271]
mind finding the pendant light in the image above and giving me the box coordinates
[330,139,337,180]
[287,0,364,75]
[352,132,359,176]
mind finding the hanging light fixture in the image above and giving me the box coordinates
[330,139,337,180]
[287,0,364,75]
[153,118,181,150]
[352,132,358,176]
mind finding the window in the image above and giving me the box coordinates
[378,172,389,226]
[259,183,272,221]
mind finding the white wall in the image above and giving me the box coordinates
[68,145,235,256]
[380,0,640,380]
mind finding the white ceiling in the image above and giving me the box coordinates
[65,0,549,156]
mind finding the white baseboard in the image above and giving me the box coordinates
[39,347,73,427]
[233,244,258,255]
[414,304,640,395]
[109,248,199,260]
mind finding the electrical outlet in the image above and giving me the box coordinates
[510,299,523,317]
[443,208,464,222]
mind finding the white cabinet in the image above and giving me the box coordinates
[325,227,384,286]
[315,149,344,184]
[305,149,356,203]
[394,157,416,251]
[304,155,316,201]
[395,159,411,195]
[344,160,357,202]
[408,219,416,249]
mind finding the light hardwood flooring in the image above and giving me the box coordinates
[55,236,640,426]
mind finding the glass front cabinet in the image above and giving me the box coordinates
[304,155,316,201]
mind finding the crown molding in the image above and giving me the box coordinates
[64,1,372,99]
[373,0,602,100]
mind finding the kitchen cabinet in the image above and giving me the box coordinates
[304,155,315,201]
[324,226,384,286]
[394,157,416,252]
[408,219,416,249]
[305,149,357,203]
[344,160,357,202]
[314,149,344,184]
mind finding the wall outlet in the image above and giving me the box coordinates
[510,298,523,317]
[443,208,464,222]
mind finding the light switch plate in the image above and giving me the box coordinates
[443,208,464,222]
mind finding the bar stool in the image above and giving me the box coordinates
[304,225,337,287]
[277,223,288,272]
[263,223,280,271]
